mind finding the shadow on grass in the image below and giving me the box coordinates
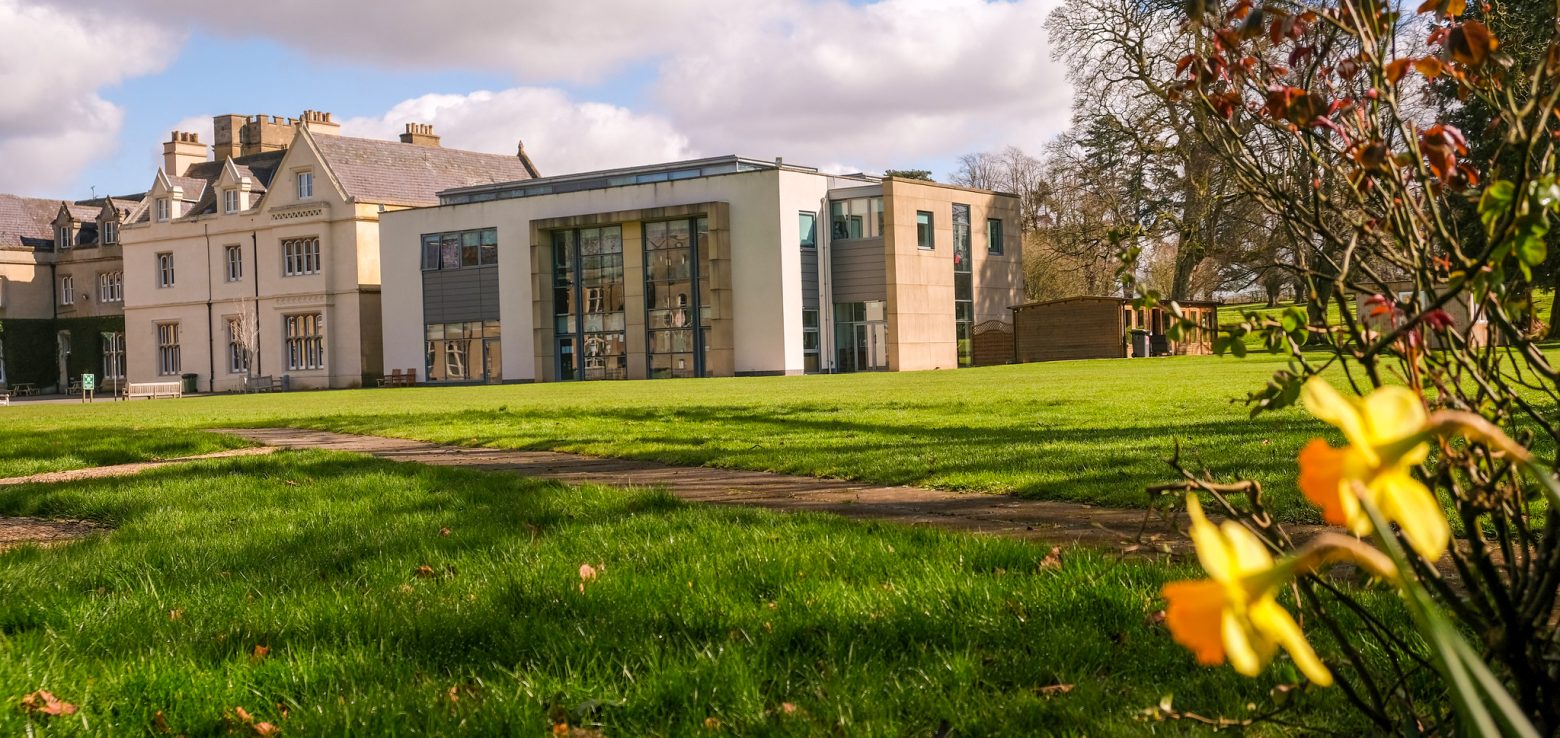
[0,426,247,478]
[0,450,1376,735]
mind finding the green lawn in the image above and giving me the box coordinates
[0,451,1384,735]
[2,355,1342,521]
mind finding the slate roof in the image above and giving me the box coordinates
[0,193,65,251]
[310,134,537,207]
[185,151,284,216]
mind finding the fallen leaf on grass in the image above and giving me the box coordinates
[1035,683,1075,698]
[1039,546,1063,570]
[438,527,451,537]
[252,645,270,661]
[152,710,171,733]
[579,563,599,581]
[168,609,184,621]
[703,716,722,730]
[20,690,77,717]
[780,702,798,715]
[284,480,299,487]
[252,722,280,736]
[415,565,436,578]
[1146,610,1168,627]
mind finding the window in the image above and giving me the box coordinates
[101,221,119,245]
[916,211,934,250]
[56,224,71,250]
[987,218,1004,255]
[802,308,820,373]
[224,190,239,214]
[157,252,175,288]
[157,323,181,376]
[156,198,170,222]
[59,275,74,305]
[553,226,629,380]
[643,219,710,379]
[285,313,325,370]
[283,237,321,276]
[101,332,124,380]
[953,204,973,367]
[425,321,501,382]
[227,318,250,374]
[97,271,122,303]
[829,197,884,240]
[297,171,314,200]
[421,228,498,270]
[799,212,817,249]
[225,245,243,282]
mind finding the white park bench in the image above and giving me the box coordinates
[126,381,183,400]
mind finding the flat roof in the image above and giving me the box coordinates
[438,155,879,206]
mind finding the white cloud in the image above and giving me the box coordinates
[340,89,695,176]
[0,0,179,196]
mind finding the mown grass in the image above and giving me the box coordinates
[1,355,1345,521]
[0,451,1387,735]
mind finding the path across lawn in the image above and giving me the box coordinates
[222,427,1300,551]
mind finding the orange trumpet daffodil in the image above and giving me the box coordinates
[1163,496,1333,686]
[1298,379,1449,562]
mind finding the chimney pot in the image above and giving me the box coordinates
[399,122,441,147]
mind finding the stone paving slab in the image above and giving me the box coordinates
[219,427,1203,549]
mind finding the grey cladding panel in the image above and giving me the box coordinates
[830,238,886,303]
[423,267,500,324]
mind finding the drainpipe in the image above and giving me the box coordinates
[203,223,215,393]
[818,196,834,373]
[251,230,262,376]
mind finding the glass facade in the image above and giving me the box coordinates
[829,197,883,240]
[422,228,498,270]
[426,321,501,382]
[644,218,711,378]
[834,301,888,372]
[953,204,973,367]
[553,226,628,380]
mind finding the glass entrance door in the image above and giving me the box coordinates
[834,301,888,373]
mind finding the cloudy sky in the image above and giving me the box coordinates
[0,0,1071,200]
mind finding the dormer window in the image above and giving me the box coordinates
[297,171,314,200]
[100,221,119,245]
[224,190,239,214]
[55,224,72,250]
[156,198,170,222]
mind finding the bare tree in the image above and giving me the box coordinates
[228,301,260,386]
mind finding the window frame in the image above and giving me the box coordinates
[156,198,170,222]
[100,221,118,245]
[226,318,250,374]
[59,275,74,305]
[224,189,239,214]
[56,225,71,250]
[156,322,181,376]
[282,237,321,277]
[916,211,935,250]
[297,171,314,200]
[97,271,122,303]
[986,218,1004,255]
[799,211,817,249]
[225,245,244,282]
[284,312,326,371]
[421,228,498,270]
[156,252,175,288]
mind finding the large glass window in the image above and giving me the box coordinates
[226,319,249,374]
[917,211,935,250]
[829,197,884,240]
[425,321,501,382]
[156,323,180,376]
[645,217,710,379]
[421,228,497,270]
[553,226,627,380]
[799,212,817,249]
[953,204,973,367]
[285,313,325,370]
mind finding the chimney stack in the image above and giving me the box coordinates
[399,122,441,147]
[301,109,340,136]
[212,115,245,159]
[162,132,207,177]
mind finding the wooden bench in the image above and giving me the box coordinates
[0,392,10,407]
[243,375,286,393]
[127,381,182,400]
[11,383,37,397]
[376,369,404,387]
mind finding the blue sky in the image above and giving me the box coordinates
[1,0,1073,200]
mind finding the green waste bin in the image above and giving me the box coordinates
[181,373,198,394]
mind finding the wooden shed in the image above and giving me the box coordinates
[1011,296,1220,363]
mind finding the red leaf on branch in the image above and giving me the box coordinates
[1414,57,1445,79]
[1385,58,1412,85]
[1416,0,1467,16]
[1420,124,1469,182]
[1448,21,1499,66]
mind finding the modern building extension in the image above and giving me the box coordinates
[120,112,539,391]
[379,156,1024,383]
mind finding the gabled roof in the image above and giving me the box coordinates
[186,152,284,216]
[308,132,537,207]
[0,193,64,251]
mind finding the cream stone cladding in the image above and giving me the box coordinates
[880,178,1024,372]
[123,137,384,392]
[53,241,125,320]
[0,254,52,321]
[380,167,837,382]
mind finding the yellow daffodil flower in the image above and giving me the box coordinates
[1298,379,1449,562]
[1163,496,1333,686]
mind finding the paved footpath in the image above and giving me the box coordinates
[220,427,1200,549]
